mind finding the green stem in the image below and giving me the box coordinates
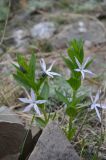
[19,114,35,160]
[72,90,76,102]
[42,105,48,122]
[68,116,72,132]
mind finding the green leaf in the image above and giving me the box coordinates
[66,106,77,117]
[56,90,70,105]
[68,39,84,64]
[13,74,30,90]
[63,57,75,71]
[13,72,37,92]
[35,117,47,128]
[17,54,29,72]
[37,77,46,91]
[67,77,81,90]
[40,81,49,99]
[85,58,93,68]
[67,127,77,140]
[29,53,36,80]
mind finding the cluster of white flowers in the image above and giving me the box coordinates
[74,57,106,121]
[19,57,106,122]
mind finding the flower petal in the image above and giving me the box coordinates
[46,72,54,78]
[49,71,61,77]
[95,106,101,122]
[40,59,46,71]
[94,103,101,108]
[83,57,91,68]
[33,104,41,116]
[96,103,106,109]
[36,100,47,104]
[74,69,81,72]
[101,105,106,109]
[90,94,94,103]
[83,69,95,75]
[18,98,32,103]
[23,104,33,112]
[91,104,95,110]
[31,89,36,101]
[47,61,55,72]
[75,57,82,69]
[94,91,100,103]
[81,70,85,79]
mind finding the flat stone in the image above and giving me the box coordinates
[0,121,33,160]
[30,22,56,39]
[0,106,22,123]
[29,121,80,160]
[1,154,19,160]
[0,48,4,55]
[51,18,106,49]
[0,106,32,160]
[13,29,29,45]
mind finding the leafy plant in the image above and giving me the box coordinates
[56,39,95,140]
[13,39,106,159]
[13,53,60,128]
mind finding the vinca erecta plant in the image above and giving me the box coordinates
[13,39,106,146]
[13,53,61,128]
[56,39,106,140]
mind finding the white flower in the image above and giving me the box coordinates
[19,89,47,115]
[40,58,61,78]
[74,57,94,79]
[90,91,106,122]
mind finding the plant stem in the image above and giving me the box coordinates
[0,0,11,45]
[42,105,48,122]
[19,114,35,160]
[73,110,88,141]
[72,90,76,102]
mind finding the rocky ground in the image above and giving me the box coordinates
[0,0,106,159]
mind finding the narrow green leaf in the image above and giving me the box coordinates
[56,90,69,105]
[66,106,77,117]
[29,53,36,80]
[17,54,29,72]
[67,127,77,140]
[63,57,75,71]
[13,72,37,92]
[35,117,47,128]
[67,77,81,91]
[40,81,49,99]
[68,39,84,64]
[37,77,46,91]
[13,74,29,90]
[85,58,93,68]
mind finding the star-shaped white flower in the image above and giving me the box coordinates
[40,58,61,78]
[90,91,106,122]
[19,89,47,115]
[74,57,94,79]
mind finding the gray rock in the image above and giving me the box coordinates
[29,121,80,160]
[13,29,30,47]
[0,106,32,160]
[1,153,19,160]
[0,121,32,160]
[51,19,106,49]
[3,37,16,46]
[0,48,4,55]
[30,22,56,39]
[0,106,22,123]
